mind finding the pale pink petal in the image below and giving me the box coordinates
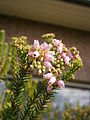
[57,55,61,60]
[28,50,34,56]
[52,39,60,46]
[62,52,66,58]
[43,73,53,79]
[48,76,56,85]
[57,43,63,53]
[58,80,65,88]
[64,56,71,65]
[49,51,55,55]
[41,42,51,50]
[67,51,73,59]
[45,54,54,62]
[32,51,40,58]
[44,61,52,69]
[47,85,53,92]
[34,40,40,49]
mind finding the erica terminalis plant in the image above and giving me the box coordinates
[0,32,82,120]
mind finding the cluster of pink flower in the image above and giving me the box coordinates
[28,37,80,92]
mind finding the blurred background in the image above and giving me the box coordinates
[0,0,90,119]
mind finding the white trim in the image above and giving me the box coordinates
[0,0,90,31]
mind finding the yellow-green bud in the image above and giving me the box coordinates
[42,69,45,73]
[48,68,52,72]
[57,60,60,63]
[63,47,67,51]
[52,67,55,71]
[35,64,38,67]
[37,61,41,65]
[56,52,58,56]
[33,60,36,65]
[37,65,41,69]
[56,64,60,68]
[61,66,65,70]
[30,65,34,69]
[40,57,44,61]
[60,61,64,65]
[60,58,63,62]
[42,66,45,69]
[53,61,57,65]
[38,69,42,75]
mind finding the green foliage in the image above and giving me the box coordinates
[0,30,12,78]
[0,91,2,119]
[2,38,28,119]
[40,102,90,120]
[61,59,83,82]
[40,102,59,120]
[0,30,12,119]
[20,80,55,120]
[1,35,55,120]
[62,102,90,120]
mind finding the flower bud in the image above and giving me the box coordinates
[43,73,53,79]
[40,57,44,61]
[48,68,52,72]
[38,69,42,75]
[30,65,34,69]
[44,61,52,69]
[37,61,41,65]
[34,40,40,49]
[52,39,60,46]
[37,65,41,69]
[60,58,63,62]
[56,64,60,68]
[32,51,40,58]
[42,69,45,73]
[58,80,65,88]
[48,76,56,85]
[57,68,62,74]
[35,64,38,67]
[42,66,45,69]
[60,61,64,66]
[47,85,53,93]
[61,66,65,70]
[33,60,36,65]
[57,60,60,63]
[63,47,67,52]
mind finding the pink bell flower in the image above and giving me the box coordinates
[67,51,73,59]
[34,40,40,49]
[47,85,53,92]
[28,50,34,56]
[62,52,66,58]
[49,51,55,55]
[32,51,40,58]
[57,54,61,60]
[41,42,51,50]
[64,56,71,65]
[44,61,52,69]
[45,54,55,62]
[43,73,53,79]
[57,43,63,53]
[52,39,60,46]
[48,76,56,85]
[58,80,65,88]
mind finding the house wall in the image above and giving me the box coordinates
[0,15,90,84]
